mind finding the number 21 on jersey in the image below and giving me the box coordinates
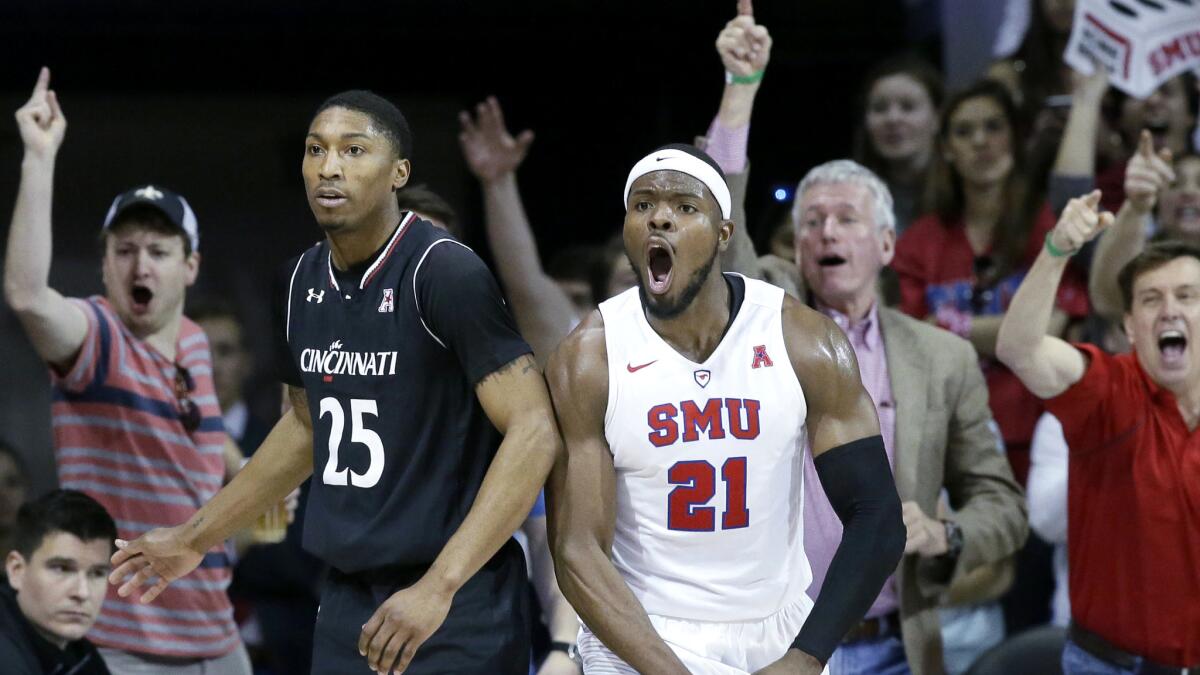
[667,457,749,531]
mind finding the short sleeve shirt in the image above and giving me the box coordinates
[1045,344,1200,665]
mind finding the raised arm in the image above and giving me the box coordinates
[997,191,1113,397]
[109,385,316,601]
[1089,130,1175,320]
[1050,69,1108,186]
[3,68,88,369]
[709,0,772,280]
[546,314,690,675]
[459,97,578,366]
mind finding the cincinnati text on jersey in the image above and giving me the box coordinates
[299,346,401,377]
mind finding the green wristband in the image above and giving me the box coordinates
[726,70,764,85]
[1044,231,1075,258]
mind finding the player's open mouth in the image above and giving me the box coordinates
[1158,328,1188,368]
[818,255,847,267]
[131,284,153,314]
[645,240,674,295]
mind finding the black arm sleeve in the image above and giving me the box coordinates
[792,435,906,664]
[416,241,532,385]
[271,257,305,388]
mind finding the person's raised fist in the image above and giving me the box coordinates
[15,68,66,160]
[716,0,772,80]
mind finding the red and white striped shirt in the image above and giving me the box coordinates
[51,296,239,658]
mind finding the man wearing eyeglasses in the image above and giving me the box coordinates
[3,69,252,674]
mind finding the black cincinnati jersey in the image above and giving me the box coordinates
[271,213,531,573]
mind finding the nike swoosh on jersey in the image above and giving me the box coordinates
[627,360,657,373]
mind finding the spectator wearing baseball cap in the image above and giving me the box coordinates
[3,68,252,674]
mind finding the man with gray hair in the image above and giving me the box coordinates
[787,159,1026,672]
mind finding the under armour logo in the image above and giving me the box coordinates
[307,288,325,303]
[378,288,395,313]
[329,340,343,350]
[135,185,164,200]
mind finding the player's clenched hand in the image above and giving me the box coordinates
[1049,190,1114,256]
[108,526,205,604]
[15,67,66,160]
[901,501,949,558]
[1125,129,1175,214]
[458,96,534,185]
[716,0,772,79]
[751,648,823,674]
[359,576,453,674]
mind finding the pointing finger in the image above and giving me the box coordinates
[29,67,50,100]
[1081,189,1102,211]
[1137,129,1154,159]
[737,0,753,17]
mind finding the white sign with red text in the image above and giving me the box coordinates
[1064,0,1200,98]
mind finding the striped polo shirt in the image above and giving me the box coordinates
[51,296,239,658]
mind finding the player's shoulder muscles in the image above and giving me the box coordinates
[780,296,878,453]
[780,295,862,400]
[545,310,608,436]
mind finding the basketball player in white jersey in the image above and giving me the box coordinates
[545,144,906,675]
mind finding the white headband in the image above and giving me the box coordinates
[623,148,732,219]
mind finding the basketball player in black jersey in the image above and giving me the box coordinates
[110,91,561,675]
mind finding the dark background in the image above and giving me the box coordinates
[0,0,926,491]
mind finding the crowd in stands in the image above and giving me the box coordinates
[2,0,1198,673]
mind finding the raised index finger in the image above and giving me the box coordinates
[737,0,753,17]
[33,67,50,95]
[1137,129,1154,159]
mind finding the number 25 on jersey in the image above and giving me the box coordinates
[319,397,385,488]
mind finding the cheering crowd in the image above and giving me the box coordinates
[2,1,1199,674]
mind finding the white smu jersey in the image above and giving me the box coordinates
[598,276,811,622]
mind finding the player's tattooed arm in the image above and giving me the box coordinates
[482,354,538,380]
[286,385,313,429]
[545,312,691,675]
[359,352,559,673]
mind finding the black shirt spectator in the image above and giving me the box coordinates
[0,579,110,675]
